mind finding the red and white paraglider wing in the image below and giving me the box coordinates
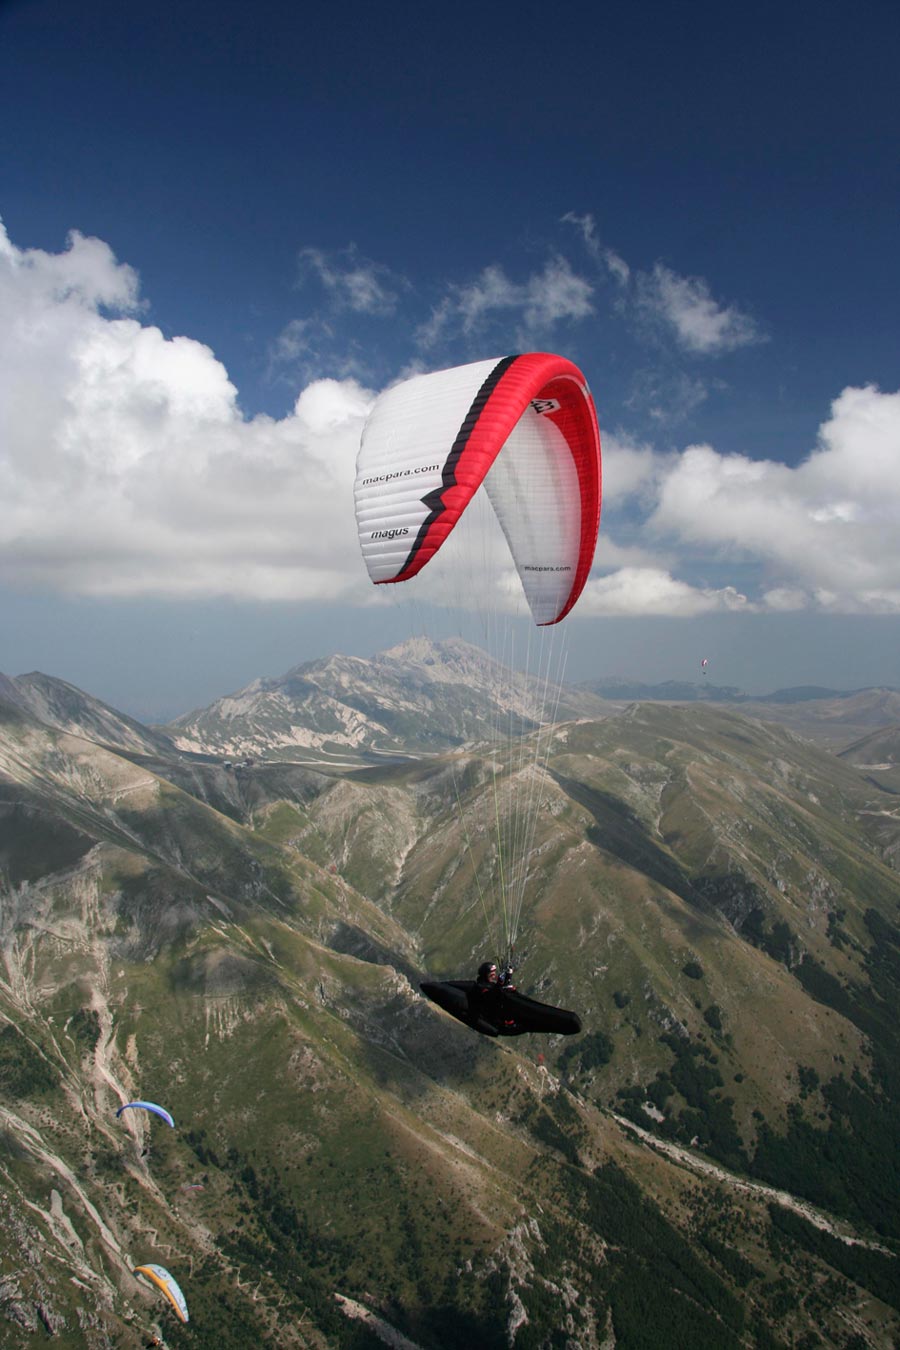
[354,353,601,626]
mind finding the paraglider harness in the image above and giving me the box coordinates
[420,951,582,1038]
[497,965,517,1026]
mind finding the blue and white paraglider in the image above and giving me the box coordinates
[116,1101,175,1128]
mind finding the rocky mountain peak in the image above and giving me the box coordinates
[1,670,177,756]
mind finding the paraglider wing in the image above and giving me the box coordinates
[421,981,581,1038]
[133,1264,189,1323]
[116,1101,175,1128]
[355,353,602,626]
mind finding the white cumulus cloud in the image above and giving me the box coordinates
[580,567,751,617]
[645,384,900,612]
[3,220,898,622]
[0,220,373,601]
[599,432,664,506]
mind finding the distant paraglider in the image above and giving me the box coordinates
[133,1264,189,1323]
[700,657,709,677]
[116,1101,175,1128]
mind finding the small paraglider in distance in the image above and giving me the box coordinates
[116,1101,175,1128]
[700,657,709,676]
[133,1265,189,1324]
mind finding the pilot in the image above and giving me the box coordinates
[476,961,515,989]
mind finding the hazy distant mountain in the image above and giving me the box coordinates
[168,636,613,762]
[580,675,900,707]
[756,684,848,703]
[578,676,748,702]
[735,688,900,749]
[794,685,900,721]
[579,675,900,750]
[0,669,178,756]
[3,656,900,1345]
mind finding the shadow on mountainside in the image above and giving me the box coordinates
[549,771,703,910]
[326,920,421,985]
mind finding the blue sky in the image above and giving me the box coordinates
[1,0,898,719]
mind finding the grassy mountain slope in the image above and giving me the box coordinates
[839,724,900,805]
[2,682,900,1347]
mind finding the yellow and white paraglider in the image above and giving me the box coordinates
[133,1264,189,1324]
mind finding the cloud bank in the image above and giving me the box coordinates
[0,220,372,601]
[1,220,898,615]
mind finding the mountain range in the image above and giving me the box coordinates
[166,637,612,764]
[2,639,900,1348]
